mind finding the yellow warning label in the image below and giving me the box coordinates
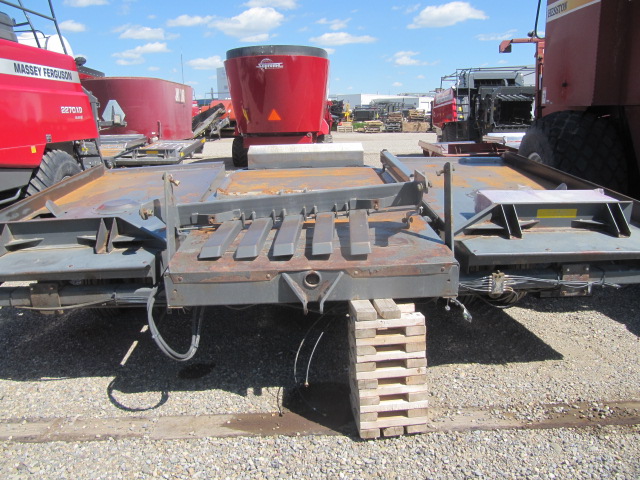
[268,109,282,121]
[537,208,578,218]
[31,146,37,153]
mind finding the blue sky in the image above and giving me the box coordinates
[36,0,541,99]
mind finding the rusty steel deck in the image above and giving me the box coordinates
[2,150,640,310]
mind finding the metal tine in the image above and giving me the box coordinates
[236,217,274,259]
[273,214,304,257]
[312,212,335,256]
[349,209,371,255]
[198,220,242,260]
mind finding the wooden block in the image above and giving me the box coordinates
[382,426,405,437]
[349,299,377,321]
[351,360,377,373]
[353,377,379,390]
[397,303,416,314]
[357,383,429,399]
[405,325,427,336]
[350,312,426,331]
[352,365,427,380]
[358,428,380,439]
[406,423,431,434]
[357,400,429,414]
[404,357,428,369]
[405,342,426,353]
[406,390,430,402]
[405,374,428,385]
[352,349,425,364]
[407,408,428,418]
[353,327,379,339]
[360,414,430,430]
[372,298,401,319]
[353,331,426,347]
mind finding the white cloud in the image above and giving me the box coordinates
[392,82,403,87]
[391,50,422,66]
[408,2,487,28]
[210,8,284,41]
[186,55,224,70]
[243,0,297,9]
[310,32,376,46]
[317,18,350,31]
[112,42,170,65]
[118,25,166,40]
[147,66,160,71]
[59,20,86,32]
[475,29,518,41]
[64,0,108,6]
[167,15,213,27]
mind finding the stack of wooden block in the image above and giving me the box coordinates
[408,109,426,122]
[363,120,384,133]
[348,299,429,439]
[336,122,353,132]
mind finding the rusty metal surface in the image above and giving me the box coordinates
[400,156,555,225]
[47,163,226,220]
[168,210,453,282]
[217,167,384,196]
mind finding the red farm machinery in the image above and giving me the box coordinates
[0,1,204,206]
[503,0,640,197]
[0,0,102,206]
[224,45,333,167]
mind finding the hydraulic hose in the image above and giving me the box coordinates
[146,285,203,362]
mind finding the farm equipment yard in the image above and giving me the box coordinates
[1,132,639,477]
[2,0,640,475]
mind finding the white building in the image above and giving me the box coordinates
[331,94,433,114]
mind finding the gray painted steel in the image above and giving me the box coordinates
[248,143,364,169]
[272,215,304,257]
[312,213,335,256]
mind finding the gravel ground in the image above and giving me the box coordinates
[1,132,639,478]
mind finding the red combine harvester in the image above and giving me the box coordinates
[504,0,640,197]
[224,45,332,167]
[0,1,102,206]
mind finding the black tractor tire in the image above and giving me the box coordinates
[26,149,82,196]
[232,136,248,168]
[518,111,629,193]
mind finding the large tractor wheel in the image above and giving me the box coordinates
[518,111,629,193]
[26,149,82,196]
[232,136,248,168]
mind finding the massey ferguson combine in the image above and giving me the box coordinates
[0,1,102,206]
[0,1,204,204]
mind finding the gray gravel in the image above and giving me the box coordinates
[1,132,640,478]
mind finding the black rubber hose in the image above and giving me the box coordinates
[146,285,203,362]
